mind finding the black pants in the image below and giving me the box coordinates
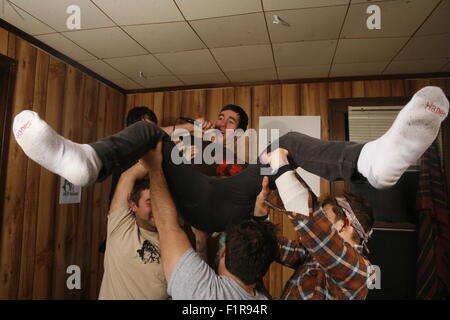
[89,122,364,232]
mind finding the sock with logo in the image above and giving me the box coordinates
[357,86,449,189]
[13,110,102,186]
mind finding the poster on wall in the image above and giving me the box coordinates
[59,177,82,204]
[259,116,321,197]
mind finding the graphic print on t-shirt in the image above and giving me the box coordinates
[137,240,160,264]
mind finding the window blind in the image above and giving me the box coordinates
[348,106,420,170]
[348,106,403,143]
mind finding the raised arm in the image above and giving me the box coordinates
[266,149,370,291]
[139,141,192,280]
[253,175,309,268]
[161,117,213,136]
[109,162,148,213]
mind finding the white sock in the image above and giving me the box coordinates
[357,86,449,189]
[13,110,102,186]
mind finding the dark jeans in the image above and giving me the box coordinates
[89,122,364,232]
[276,131,365,182]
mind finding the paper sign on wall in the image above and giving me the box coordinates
[59,177,82,204]
[259,116,321,197]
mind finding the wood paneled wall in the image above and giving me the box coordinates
[1,21,449,299]
[127,78,450,299]
[0,28,125,299]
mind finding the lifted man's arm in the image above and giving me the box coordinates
[139,141,192,280]
[109,162,148,213]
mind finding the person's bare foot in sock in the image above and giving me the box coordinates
[357,86,449,189]
[13,110,101,186]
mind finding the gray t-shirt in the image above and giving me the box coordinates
[168,248,268,300]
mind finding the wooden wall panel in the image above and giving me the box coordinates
[162,91,181,126]
[0,28,8,56]
[0,37,37,299]
[127,76,450,299]
[205,88,223,124]
[89,83,107,300]
[0,27,125,300]
[18,50,49,299]
[2,23,449,300]
[52,66,84,299]
[75,75,99,299]
[363,80,392,97]
[32,57,66,299]
[153,92,164,126]
[222,87,235,106]
[181,90,206,120]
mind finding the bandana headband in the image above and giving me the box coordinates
[335,197,373,253]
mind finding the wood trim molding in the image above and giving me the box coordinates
[0,18,126,94]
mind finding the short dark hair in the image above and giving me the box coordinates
[322,193,374,244]
[220,104,249,131]
[128,177,150,207]
[126,106,158,127]
[224,219,278,285]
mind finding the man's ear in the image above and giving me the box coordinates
[130,201,138,213]
[336,218,348,233]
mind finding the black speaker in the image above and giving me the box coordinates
[366,229,417,300]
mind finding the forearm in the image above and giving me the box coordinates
[277,236,307,269]
[148,169,183,231]
[288,209,370,287]
[275,169,310,216]
[110,163,147,212]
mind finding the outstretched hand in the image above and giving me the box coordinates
[139,140,163,170]
[254,176,271,217]
[261,148,290,171]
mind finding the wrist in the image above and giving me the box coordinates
[252,212,269,221]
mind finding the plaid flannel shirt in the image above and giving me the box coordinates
[267,173,373,300]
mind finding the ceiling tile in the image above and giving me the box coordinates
[11,0,115,32]
[63,27,147,59]
[92,0,183,25]
[341,0,440,38]
[0,1,55,35]
[111,78,143,90]
[104,55,170,78]
[81,60,126,79]
[35,33,97,61]
[123,22,205,54]
[263,0,349,11]
[226,68,277,82]
[190,13,269,48]
[178,73,229,85]
[278,64,330,79]
[155,50,221,75]
[212,45,274,72]
[133,75,184,88]
[416,0,450,36]
[384,59,449,74]
[273,40,337,67]
[175,0,262,20]
[395,33,450,61]
[330,61,388,77]
[334,38,408,63]
[266,6,347,42]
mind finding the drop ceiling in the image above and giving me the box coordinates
[0,0,449,91]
